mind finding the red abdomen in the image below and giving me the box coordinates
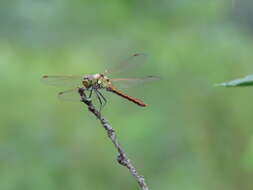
[107,85,147,107]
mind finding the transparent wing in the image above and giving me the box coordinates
[111,76,160,89]
[105,53,147,75]
[58,88,80,101]
[58,88,107,105]
[41,75,83,87]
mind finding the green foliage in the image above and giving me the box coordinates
[217,75,253,87]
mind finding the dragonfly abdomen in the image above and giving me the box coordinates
[107,85,147,107]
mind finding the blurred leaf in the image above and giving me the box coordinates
[216,75,253,87]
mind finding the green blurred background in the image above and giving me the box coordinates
[1,0,253,189]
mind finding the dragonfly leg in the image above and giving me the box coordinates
[94,89,103,112]
[88,87,93,98]
[97,90,107,109]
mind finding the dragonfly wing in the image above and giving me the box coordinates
[111,76,160,89]
[41,75,83,87]
[105,53,147,75]
[58,88,104,103]
[58,88,81,101]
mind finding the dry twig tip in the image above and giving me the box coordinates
[78,87,149,190]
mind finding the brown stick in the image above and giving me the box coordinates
[78,87,149,190]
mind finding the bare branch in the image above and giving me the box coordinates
[78,87,149,190]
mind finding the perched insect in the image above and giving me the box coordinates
[42,53,159,110]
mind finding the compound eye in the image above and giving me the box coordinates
[82,80,89,88]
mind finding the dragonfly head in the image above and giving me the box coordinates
[82,75,93,88]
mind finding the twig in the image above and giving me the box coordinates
[78,87,149,190]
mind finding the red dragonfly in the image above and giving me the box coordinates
[42,53,158,110]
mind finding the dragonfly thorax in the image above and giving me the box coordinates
[82,74,111,89]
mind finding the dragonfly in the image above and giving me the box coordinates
[41,53,158,110]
